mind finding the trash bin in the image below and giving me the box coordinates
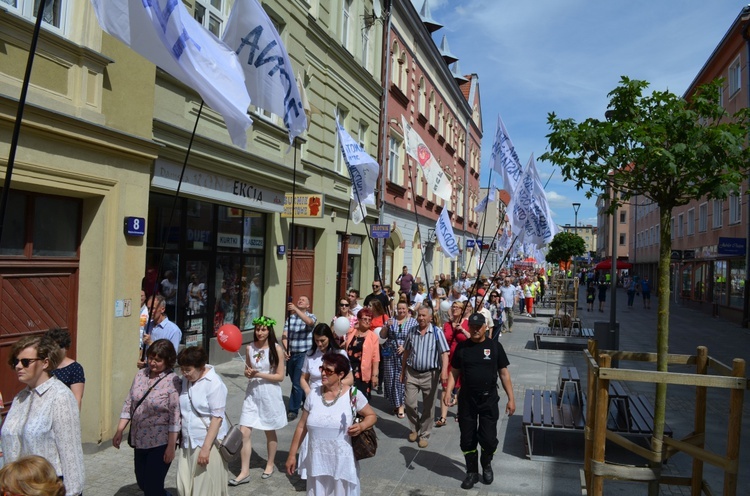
[594,321,619,351]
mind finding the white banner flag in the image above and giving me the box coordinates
[222,0,307,143]
[402,117,453,202]
[336,117,379,206]
[435,208,460,259]
[91,0,252,148]
[489,115,523,198]
[473,187,497,213]
[351,200,367,225]
[508,154,557,247]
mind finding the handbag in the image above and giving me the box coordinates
[188,387,242,463]
[349,387,377,460]
[127,373,168,448]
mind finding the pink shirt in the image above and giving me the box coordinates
[121,368,182,449]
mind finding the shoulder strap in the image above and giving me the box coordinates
[130,373,168,417]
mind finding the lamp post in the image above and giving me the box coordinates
[572,202,581,280]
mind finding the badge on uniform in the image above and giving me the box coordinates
[483,348,491,360]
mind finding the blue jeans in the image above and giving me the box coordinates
[287,352,306,414]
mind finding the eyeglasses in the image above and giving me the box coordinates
[339,303,349,307]
[319,366,337,376]
[11,357,42,368]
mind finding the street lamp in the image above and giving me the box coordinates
[572,202,581,279]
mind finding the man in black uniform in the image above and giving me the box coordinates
[445,312,516,489]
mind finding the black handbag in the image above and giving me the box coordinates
[127,373,168,448]
[349,387,377,460]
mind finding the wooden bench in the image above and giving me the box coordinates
[522,368,673,461]
[534,326,594,350]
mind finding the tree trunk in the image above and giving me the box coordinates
[651,208,672,479]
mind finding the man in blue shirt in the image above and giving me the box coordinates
[140,295,182,367]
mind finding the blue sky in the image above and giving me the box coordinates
[416,0,745,228]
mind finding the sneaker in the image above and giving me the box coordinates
[417,438,429,448]
[287,412,297,421]
[408,431,418,442]
[461,473,480,490]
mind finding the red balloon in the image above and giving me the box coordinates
[216,324,242,353]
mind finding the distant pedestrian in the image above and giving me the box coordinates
[627,277,637,308]
[641,277,652,309]
[597,281,608,312]
[498,278,518,332]
[586,282,596,312]
[396,266,415,304]
[445,313,515,490]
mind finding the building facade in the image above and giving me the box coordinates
[596,191,630,263]
[634,6,750,323]
[560,224,598,260]
[0,0,384,446]
[380,0,481,287]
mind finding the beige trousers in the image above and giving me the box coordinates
[176,443,229,496]
[404,366,440,440]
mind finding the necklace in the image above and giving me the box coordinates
[321,385,343,407]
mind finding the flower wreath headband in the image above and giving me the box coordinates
[253,316,276,327]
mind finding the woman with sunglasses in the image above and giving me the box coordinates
[297,323,353,480]
[285,352,377,495]
[345,308,380,399]
[331,297,358,334]
[1,335,84,496]
[379,301,415,418]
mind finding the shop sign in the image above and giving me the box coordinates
[718,237,746,256]
[217,233,265,249]
[282,194,324,218]
[153,160,285,213]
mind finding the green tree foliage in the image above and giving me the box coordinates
[545,231,586,265]
[540,76,750,465]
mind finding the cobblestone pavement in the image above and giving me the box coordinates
[83,288,749,495]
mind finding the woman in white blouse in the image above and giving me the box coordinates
[1,335,84,496]
[176,346,229,496]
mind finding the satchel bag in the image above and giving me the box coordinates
[188,388,242,464]
[127,373,168,448]
[349,387,377,460]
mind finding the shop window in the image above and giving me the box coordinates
[729,260,745,309]
[186,199,214,250]
[0,190,27,256]
[681,265,692,299]
[714,260,727,305]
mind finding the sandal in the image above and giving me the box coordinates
[435,417,447,427]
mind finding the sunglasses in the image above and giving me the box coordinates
[372,285,380,289]
[339,303,349,306]
[319,366,337,376]
[11,357,42,368]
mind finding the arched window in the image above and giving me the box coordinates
[429,91,435,126]
[391,41,399,85]
[417,77,425,115]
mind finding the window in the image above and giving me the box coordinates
[713,199,723,228]
[342,0,353,50]
[619,233,626,246]
[388,135,402,183]
[729,193,741,224]
[194,0,225,36]
[1,0,66,32]
[417,78,425,116]
[699,203,707,232]
[729,57,742,96]
[650,226,655,246]
[361,23,372,71]
[677,213,684,238]
[619,210,626,224]
[334,106,349,174]
[687,208,695,235]
[358,121,368,154]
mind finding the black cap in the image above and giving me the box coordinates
[468,313,485,327]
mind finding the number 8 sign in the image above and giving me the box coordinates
[124,216,146,237]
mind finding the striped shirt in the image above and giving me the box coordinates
[404,323,450,371]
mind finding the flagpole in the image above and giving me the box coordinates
[0,0,49,243]
[404,160,434,312]
[286,138,299,312]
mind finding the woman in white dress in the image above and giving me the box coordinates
[285,353,377,496]
[229,316,287,486]
[298,323,353,479]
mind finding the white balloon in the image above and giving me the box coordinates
[333,316,350,337]
[439,300,452,313]
[375,327,386,344]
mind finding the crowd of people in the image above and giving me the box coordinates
[0,266,542,495]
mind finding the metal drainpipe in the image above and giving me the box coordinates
[377,2,394,282]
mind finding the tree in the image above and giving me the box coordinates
[545,231,586,265]
[540,76,750,475]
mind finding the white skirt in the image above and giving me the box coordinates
[307,474,360,496]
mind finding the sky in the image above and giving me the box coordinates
[414,0,746,228]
